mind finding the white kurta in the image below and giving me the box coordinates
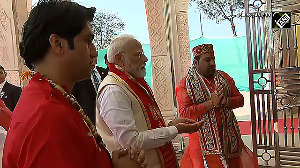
[96,74,178,168]
[98,85,177,150]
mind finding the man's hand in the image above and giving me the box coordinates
[211,84,224,107]
[220,96,231,107]
[112,147,147,168]
[172,118,205,134]
[170,118,196,126]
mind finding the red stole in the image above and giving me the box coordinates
[108,63,178,168]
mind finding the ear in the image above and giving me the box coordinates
[114,53,125,67]
[193,59,199,66]
[49,34,65,55]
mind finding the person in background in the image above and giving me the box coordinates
[96,34,204,168]
[72,53,109,125]
[175,44,258,168]
[2,1,146,168]
[0,65,22,112]
[72,55,104,125]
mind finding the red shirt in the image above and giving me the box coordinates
[3,73,112,168]
[0,99,12,131]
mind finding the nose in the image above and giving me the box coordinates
[210,60,215,66]
[142,54,148,63]
[90,43,97,58]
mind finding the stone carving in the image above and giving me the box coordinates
[145,0,168,56]
[175,0,189,11]
[152,57,170,109]
[144,0,175,113]
[0,9,8,42]
[0,6,17,71]
[0,46,8,63]
[176,12,191,76]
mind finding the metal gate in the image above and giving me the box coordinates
[245,0,300,167]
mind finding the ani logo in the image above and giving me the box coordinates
[0,91,7,99]
[272,12,292,29]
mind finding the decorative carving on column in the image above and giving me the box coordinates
[144,0,175,118]
[175,0,191,82]
[162,0,191,86]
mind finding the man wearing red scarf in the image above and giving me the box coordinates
[175,44,258,168]
[96,34,203,168]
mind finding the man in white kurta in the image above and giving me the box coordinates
[96,34,203,168]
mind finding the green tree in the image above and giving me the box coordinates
[91,11,125,50]
[191,0,244,37]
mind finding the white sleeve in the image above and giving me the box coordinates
[97,85,178,151]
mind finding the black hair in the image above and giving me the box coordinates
[194,56,201,61]
[19,0,96,69]
[104,54,107,61]
[0,65,5,72]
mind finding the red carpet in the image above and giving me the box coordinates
[238,118,299,135]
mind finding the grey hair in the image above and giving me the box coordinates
[107,34,138,63]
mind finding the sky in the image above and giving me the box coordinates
[31,0,246,44]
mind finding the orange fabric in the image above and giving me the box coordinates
[0,99,12,131]
[180,126,258,168]
[181,132,224,168]
[227,145,259,168]
[188,133,205,168]
[180,148,193,168]
[205,155,223,168]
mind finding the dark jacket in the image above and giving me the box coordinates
[71,66,108,125]
[97,66,109,81]
[1,82,22,112]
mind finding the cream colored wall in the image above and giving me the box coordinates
[0,0,30,86]
[0,0,20,86]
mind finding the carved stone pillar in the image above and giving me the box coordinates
[173,0,191,85]
[0,0,19,86]
[0,0,30,86]
[144,0,191,120]
[144,0,176,119]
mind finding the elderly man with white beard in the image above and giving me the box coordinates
[96,34,203,168]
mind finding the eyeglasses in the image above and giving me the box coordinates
[136,51,145,58]
[120,51,145,58]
